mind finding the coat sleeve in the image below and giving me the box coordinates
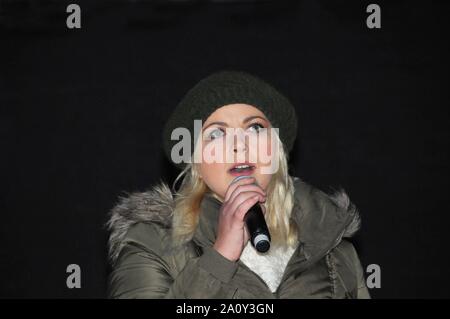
[108,223,239,299]
[333,240,371,299]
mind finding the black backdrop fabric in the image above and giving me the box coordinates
[1,0,449,298]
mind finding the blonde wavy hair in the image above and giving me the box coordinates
[171,131,298,248]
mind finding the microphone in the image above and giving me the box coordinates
[232,176,271,253]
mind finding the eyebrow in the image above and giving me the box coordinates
[243,115,268,124]
[202,115,269,132]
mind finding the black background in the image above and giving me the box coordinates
[1,0,449,298]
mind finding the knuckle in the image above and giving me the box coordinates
[236,205,247,215]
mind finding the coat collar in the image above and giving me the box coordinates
[191,177,361,263]
[107,177,361,265]
[191,192,222,248]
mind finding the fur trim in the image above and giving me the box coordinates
[327,188,361,238]
[106,182,174,264]
[106,178,362,265]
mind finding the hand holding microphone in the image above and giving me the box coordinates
[234,176,271,253]
[213,176,271,262]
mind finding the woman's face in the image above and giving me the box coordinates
[196,103,275,199]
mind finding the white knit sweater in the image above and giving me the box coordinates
[240,240,298,292]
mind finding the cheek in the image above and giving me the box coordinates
[266,136,273,156]
[265,132,274,155]
[254,132,274,160]
[201,139,228,163]
[256,171,272,191]
[199,162,228,198]
[255,130,280,177]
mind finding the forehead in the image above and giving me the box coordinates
[205,103,266,123]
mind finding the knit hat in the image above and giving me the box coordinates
[163,70,298,168]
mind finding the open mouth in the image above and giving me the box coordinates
[228,163,256,176]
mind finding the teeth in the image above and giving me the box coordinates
[230,164,254,173]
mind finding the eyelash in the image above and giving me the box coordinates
[248,122,265,132]
[206,122,266,140]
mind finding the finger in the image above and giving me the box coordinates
[228,191,265,215]
[228,184,266,204]
[224,176,255,202]
[234,195,260,221]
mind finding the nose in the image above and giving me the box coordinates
[233,129,247,153]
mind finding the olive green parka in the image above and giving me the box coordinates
[107,177,370,299]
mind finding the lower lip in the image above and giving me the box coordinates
[228,167,255,177]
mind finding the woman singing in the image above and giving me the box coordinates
[107,71,370,298]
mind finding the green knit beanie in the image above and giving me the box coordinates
[163,70,298,168]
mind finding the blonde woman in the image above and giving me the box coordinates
[107,71,370,298]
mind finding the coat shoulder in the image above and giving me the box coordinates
[291,176,362,261]
[106,182,175,265]
[333,239,361,268]
[123,222,170,253]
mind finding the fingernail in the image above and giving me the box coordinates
[232,176,253,184]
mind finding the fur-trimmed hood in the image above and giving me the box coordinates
[106,177,361,266]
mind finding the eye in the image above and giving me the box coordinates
[206,128,225,140]
[247,123,265,133]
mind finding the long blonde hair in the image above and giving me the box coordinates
[171,132,298,248]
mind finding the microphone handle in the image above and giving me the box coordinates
[244,202,271,253]
[230,175,271,253]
